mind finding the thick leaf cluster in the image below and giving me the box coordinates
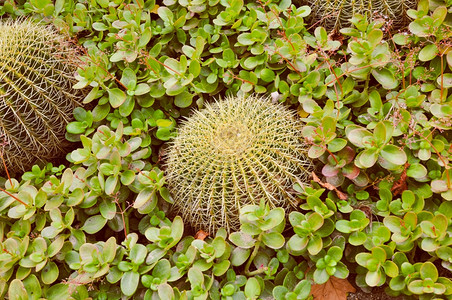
[1,0,452,299]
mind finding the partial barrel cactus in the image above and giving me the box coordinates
[302,0,418,31]
[0,20,83,175]
[165,95,312,233]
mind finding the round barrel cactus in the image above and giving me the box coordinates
[302,0,418,31]
[0,20,83,175]
[165,95,312,233]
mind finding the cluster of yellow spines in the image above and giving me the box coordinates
[165,95,312,233]
[0,19,82,174]
[302,0,417,31]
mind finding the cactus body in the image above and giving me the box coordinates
[165,95,312,233]
[0,20,82,175]
[303,0,418,31]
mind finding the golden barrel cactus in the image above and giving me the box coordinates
[0,20,83,175]
[165,95,312,233]
[303,0,418,31]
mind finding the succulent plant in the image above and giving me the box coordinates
[301,0,418,31]
[165,95,312,233]
[0,19,83,175]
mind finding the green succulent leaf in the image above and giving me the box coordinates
[380,145,407,165]
[349,232,367,246]
[45,284,69,300]
[407,163,427,178]
[313,268,329,284]
[158,283,175,299]
[121,271,140,296]
[244,277,261,299]
[41,261,59,285]
[262,232,285,249]
[108,88,127,108]
[229,232,256,249]
[347,127,372,148]
[134,187,157,209]
[383,261,399,278]
[366,269,384,287]
[357,148,379,168]
[420,262,438,281]
[419,44,438,62]
[307,235,323,255]
[81,215,108,234]
[372,68,399,90]
[8,279,28,300]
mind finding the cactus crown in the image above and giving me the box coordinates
[303,0,418,31]
[165,95,312,233]
[0,19,82,175]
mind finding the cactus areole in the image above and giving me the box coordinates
[301,0,418,31]
[165,95,312,233]
[0,20,83,175]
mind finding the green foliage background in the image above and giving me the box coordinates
[0,0,451,299]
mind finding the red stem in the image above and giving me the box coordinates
[0,187,28,206]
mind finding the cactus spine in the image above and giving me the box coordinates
[0,20,82,175]
[165,95,312,233]
[303,0,418,31]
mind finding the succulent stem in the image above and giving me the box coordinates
[244,235,268,277]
